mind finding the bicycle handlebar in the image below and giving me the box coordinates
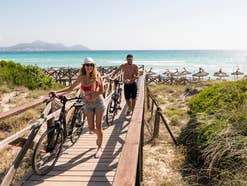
[49,92,81,103]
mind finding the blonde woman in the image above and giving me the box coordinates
[61,57,106,158]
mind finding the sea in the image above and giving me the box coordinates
[0,50,247,79]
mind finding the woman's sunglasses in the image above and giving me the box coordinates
[85,63,94,67]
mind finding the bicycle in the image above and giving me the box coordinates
[105,79,123,126]
[32,92,85,175]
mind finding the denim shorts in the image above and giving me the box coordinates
[84,95,106,113]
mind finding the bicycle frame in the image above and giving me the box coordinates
[48,93,83,142]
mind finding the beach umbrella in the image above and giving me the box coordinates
[181,67,192,76]
[172,68,181,77]
[162,69,172,76]
[214,68,229,79]
[231,68,244,80]
[192,67,209,80]
[146,67,156,75]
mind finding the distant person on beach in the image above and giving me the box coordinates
[110,54,139,115]
[56,57,106,158]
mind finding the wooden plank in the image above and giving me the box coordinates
[45,170,115,176]
[68,143,124,148]
[29,175,114,182]
[113,74,145,186]
[59,151,120,157]
[61,146,123,151]
[23,181,112,186]
[54,161,117,167]
[57,158,118,163]
[50,164,117,171]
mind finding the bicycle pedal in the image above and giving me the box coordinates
[68,129,72,136]
[75,123,82,127]
[46,146,55,153]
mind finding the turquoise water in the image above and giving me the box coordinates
[0,50,247,79]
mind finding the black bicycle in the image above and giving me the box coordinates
[105,79,123,126]
[32,92,85,175]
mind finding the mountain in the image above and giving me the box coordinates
[0,40,90,51]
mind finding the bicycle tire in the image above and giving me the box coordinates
[71,108,86,144]
[118,87,122,106]
[106,99,116,126]
[32,127,64,175]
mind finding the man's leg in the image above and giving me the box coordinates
[126,99,132,114]
[131,82,138,113]
[131,99,136,113]
[124,84,132,114]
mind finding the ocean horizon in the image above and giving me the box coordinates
[1,50,247,79]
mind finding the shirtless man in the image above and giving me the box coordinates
[110,54,138,115]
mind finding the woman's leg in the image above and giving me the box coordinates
[95,110,104,149]
[86,112,97,133]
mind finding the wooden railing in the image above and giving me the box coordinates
[113,71,145,186]
[146,87,177,145]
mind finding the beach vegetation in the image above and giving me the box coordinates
[180,79,247,185]
[0,60,63,90]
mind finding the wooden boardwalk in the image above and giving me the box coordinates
[22,103,131,186]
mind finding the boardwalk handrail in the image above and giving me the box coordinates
[0,87,69,121]
[0,69,123,186]
[113,72,145,186]
[146,86,177,145]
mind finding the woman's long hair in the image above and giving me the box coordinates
[80,64,101,89]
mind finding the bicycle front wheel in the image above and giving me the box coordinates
[32,127,64,175]
[106,100,116,126]
[71,108,86,144]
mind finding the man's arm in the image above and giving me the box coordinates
[110,64,123,78]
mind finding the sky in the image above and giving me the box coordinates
[0,0,247,50]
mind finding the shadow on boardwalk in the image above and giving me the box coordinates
[23,104,131,186]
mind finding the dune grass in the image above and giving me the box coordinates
[179,79,247,185]
[144,79,247,185]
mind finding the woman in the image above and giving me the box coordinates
[60,57,106,158]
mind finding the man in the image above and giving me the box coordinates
[110,54,139,115]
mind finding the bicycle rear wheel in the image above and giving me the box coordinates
[71,108,86,144]
[106,100,116,126]
[117,88,122,107]
[32,127,64,175]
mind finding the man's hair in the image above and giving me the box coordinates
[126,54,133,59]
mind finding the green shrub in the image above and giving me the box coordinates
[183,79,247,185]
[0,60,63,90]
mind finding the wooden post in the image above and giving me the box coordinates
[158,75,161,82]
[136,107,144,185]
[147,88,150,110]
[150,100,154,119]
[68,68,72,85]
[153,107,161,139]
[1,126,39,186]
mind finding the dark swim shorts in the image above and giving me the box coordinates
[124,82,137,100]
